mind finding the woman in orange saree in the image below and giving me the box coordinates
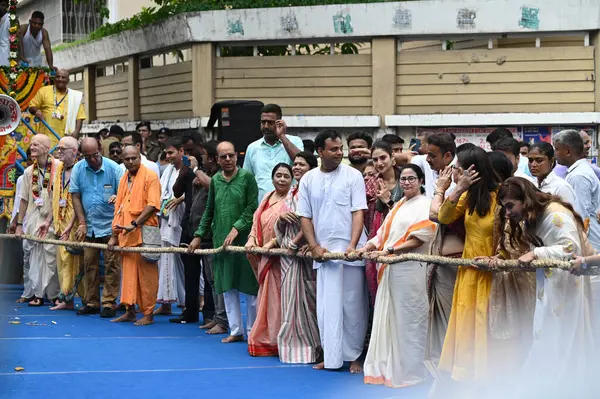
[246,163,293,356]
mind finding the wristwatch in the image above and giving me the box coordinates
[193,167,199,174]
[582,257,590,270]
[386,199,394,208]
[131,220,138,228]
[387,247,395,255]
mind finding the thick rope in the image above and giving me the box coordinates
[0,233,592,274]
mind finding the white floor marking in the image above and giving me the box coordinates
[0,336,205,341]
[0,364,308,376]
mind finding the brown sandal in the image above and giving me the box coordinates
[28,298,43,307]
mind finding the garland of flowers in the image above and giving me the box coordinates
[56,162,71,221]
[7,0,19,98]
[31,157,52,199]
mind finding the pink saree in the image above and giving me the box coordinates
[247,191,286,357]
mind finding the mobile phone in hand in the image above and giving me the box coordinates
[182,156,191,167]
[409,138,421,154]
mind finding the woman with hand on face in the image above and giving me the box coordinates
[497,178,594,393]
[435,146,500,383]
[364,141,403,304]
[246,163,294,357]
[528,142,576,204]
[275,151,321,364]
[355,164,437,388]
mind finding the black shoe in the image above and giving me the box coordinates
[100,307,117,318]
[169,313,199,324]
[77,305,100,315]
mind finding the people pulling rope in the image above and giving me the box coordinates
[0,233,593,274]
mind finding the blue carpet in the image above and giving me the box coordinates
[0,285,428,399]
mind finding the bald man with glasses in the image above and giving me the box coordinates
[70,138,124,317]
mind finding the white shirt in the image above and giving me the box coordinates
[119,154,160,178]
[514,169,537,184]
[565,159,600,249]
[10,175,26,228]
[297,164,368,268]
[410,155,457,199]
[409,155,438,199]
[536,170,576,205]
[0,14,9,66]
[517,155,532,177]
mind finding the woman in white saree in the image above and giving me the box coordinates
[495,177,595,393]
[355,164,437,388]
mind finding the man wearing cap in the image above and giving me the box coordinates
[137,121,160,162]
[100,125,123,158]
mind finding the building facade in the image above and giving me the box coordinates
[17,0,103,46]
[53,0,600,159]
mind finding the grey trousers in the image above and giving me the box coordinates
[202,255,228,328]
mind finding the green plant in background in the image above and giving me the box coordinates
[61,1,405,50]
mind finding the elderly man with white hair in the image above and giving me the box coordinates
[50,136,84,311]
[15,134,61,307]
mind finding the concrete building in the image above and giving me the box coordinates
[17,0,104,45]
[53,0,600,156]
[106,0,154,24]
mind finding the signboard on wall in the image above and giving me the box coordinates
[416,127,521,151]
[522,126,552,145]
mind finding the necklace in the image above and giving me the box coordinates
[56,162,72,221]
[53,86,68,108]
[32,157,53,199]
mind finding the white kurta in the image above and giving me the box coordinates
[297,164,369,369]
[157,164,185,305]
[364,195,437,387]
[20,161,60,300]
[536,170,576,205]
[522,203,594,388]
[0,14,9,66]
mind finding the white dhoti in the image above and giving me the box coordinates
[317,262,369,369]
[223,289,257,336]
[28,237,59,300]
[21,239,34,299]
[157,243,185,305]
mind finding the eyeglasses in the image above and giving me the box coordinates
[83,152,100,160]
[260,120,276,126]
[110,150,122,155]
[399,176,418,183]
[56,147,75,153]
[218,153,236,160]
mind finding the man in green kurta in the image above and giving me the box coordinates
[189,141,259,343]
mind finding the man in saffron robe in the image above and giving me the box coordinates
[109,145,161,326]
[188,141,259,343]
[15,134,60,306]
[50,136,83,310]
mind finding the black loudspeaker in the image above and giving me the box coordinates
[207,100,264,165]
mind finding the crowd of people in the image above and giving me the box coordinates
[5,101,600,394]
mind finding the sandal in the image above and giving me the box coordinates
[28,298,43,307]
[16,297,32,303]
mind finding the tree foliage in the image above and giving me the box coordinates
[63,1,400,50]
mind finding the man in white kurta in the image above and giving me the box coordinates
[554,129,600,340]
[15,135,60,305]
[297,130,369,372]
[0,1,9,66]
[155,139,186,314]
[9,173,34,302]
